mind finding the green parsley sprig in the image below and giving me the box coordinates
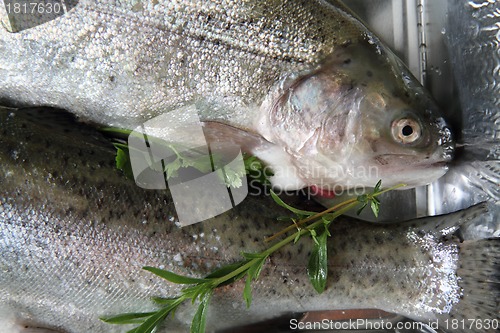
[103,127,273,189]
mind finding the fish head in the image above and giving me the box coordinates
[267,39,454,190]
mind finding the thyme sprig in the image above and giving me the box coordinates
[102,181,405,333]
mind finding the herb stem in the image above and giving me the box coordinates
[264,198,357,243]
[210,199,361,290]
[210,260,256,288]
[264,183,406,243]
[373,183,407,195]
[104,181,406,333]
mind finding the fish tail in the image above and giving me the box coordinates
[437,238,499,332]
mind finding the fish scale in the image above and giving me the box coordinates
[2,0,350,126]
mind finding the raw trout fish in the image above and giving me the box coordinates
[0,107,497,332]
[0,0,454,190]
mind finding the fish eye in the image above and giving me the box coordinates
[391,118,422,144]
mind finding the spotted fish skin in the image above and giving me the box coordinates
[0,0,366,127]
[0,107,496,333]
[0,0,453,191]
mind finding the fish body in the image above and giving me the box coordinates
[0,0,453,190]
[0,107,496,333]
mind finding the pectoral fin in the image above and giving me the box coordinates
[202,121,307,190]
[201,121,272,153]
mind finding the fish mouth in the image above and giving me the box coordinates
[369,159,450,189]
[367,154,450,187]
[373,154,450,168]
[405,160,449,171]
[413,160,450,170]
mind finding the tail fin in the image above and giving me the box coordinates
[437,238,499,333]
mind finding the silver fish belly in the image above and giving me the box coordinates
[0,107,497,333]
[0,0,453,190]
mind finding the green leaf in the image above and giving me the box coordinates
[115,147,135,180]
[132,306,172,333]
[243,155,260,171]
[356,203,367,215]
[357,194,368,203]
[190,291,213,333]
[205,261,247,279]
[270,190,316,217]
[307,230,329,294]
[164,157,182,179]
[100,312,155,325]
[151,297,181,306]
[179,284,211,302]
[113,142,130,150]
[243,273,253,308]
[374,179,382,193]
[126,328,140,333]
[243,155,274,185]
[310,229,319,245]
[221,166,245,189]
[370,200,379,218]
[242,256,267,308]
[241,252,266,260]
[247,257,267,280]
[143,267,207,284]
[293,232,302,244]
[321,213,335,224]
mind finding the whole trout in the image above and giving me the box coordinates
[0,107,496,333]
[0,0,454,191]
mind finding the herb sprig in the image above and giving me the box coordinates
[101,181,405,333]
[103,128,273,189]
